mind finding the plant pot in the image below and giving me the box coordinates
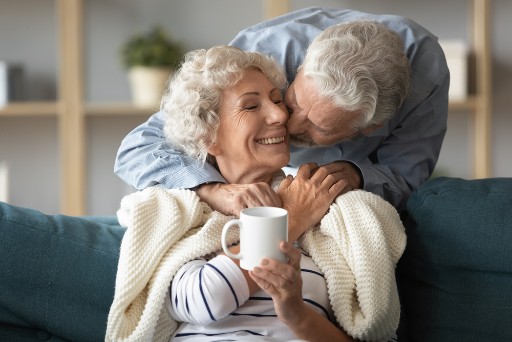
[128,66,172,108]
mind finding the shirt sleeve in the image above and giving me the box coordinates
[167,255,250,325]
[357,72,449,212]
[354,18,450,211]
[114,110,226,190]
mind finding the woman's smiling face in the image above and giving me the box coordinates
[209,68,290,184]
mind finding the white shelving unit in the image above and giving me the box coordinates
[0,0,492,215]
[0,0,156,215]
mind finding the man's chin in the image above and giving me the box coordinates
[289,135,320,148]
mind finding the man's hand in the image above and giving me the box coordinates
[317,160,363,194]
[196,182,282,216]
[278,162,361,241]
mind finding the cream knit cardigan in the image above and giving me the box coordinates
[106,187,406,342]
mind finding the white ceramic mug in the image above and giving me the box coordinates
[221,207,288,270]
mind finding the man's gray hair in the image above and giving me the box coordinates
[301,20,411,130]
[161,46,287,162]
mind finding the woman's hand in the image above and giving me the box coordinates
[278,162,350,241]
[196,182,282,216]
[249,241,355,342]
[249,241,306,326]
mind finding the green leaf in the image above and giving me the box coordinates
[121,26,185,68]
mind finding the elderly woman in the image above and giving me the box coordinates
[107,46,406,342]
[163,46,346,341]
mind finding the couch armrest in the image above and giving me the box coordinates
[397,177,512,342]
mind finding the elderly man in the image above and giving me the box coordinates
[114,7,449,214]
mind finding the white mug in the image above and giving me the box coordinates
[221,207,288,270]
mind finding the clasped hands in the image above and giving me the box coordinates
[196,161,362,241]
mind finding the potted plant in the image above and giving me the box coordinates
[121,26,184,107]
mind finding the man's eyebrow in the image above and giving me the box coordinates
[311,121,334,134]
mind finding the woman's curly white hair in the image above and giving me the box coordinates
[161,45,287,163]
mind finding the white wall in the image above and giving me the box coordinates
[0,0,510,215]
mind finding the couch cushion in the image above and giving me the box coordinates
[0,203,124,342]
[398,177,512,341]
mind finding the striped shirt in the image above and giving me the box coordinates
[166,251,334,341]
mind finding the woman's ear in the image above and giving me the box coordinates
[207,142,222,156]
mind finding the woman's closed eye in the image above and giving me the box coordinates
[243,104,260,111]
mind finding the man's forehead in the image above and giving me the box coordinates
[293,74,319,107]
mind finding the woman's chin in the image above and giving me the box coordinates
[269,155,290,171]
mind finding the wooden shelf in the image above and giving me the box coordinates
[36,99,488,118]
[448,96,477,111]
[85,102,157,116]
[0,99,478,117]
[0,102,59,117]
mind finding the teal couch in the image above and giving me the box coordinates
[0,177,511,341]
[397,177,512,341]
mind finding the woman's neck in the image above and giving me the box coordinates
[213,157,284,186]
[221,168,276,185]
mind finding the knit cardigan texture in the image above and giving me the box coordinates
[106,187,406,342]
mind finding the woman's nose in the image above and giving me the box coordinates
[267,103,289,125]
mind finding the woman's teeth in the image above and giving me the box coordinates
[257,136,285,145]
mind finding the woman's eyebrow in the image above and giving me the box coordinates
[237,92,261,100]
[269,87,281,95]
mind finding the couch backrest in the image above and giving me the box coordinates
[397,177,512,342]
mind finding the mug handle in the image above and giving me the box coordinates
[221,219,242,260]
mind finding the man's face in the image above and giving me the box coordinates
[285,71,362,147]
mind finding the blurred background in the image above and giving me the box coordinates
[0,0,510,215]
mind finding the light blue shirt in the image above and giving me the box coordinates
[114,7,449,212]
